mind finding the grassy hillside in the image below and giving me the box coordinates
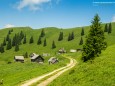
[48,44,115,86]
[0,22,115,86]
[1,22,115,62]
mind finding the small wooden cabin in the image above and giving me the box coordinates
[58,48,66,54]
[14,56,24,63]
[31,55,44,63]
[48,57,59,64]
[70,49,77,53]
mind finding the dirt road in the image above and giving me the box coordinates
[20,56,77,86]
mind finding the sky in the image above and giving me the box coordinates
[0,0,115,29]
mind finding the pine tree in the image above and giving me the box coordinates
[71,32,74,40]
[108,23,112,34]
[20,31,24,39]
[3,38,6,46]
[6,38,12,50]
[43,38,47,46]
[29,36,34,44]
[82,14,107,62]
[40,29,45,37]
[79,37,83,45]
[81,27,85,36]
[104,24,108,32]
[68,33,71,41]
[12,35,16,46]
[58,32,63,41]
[37,36,42,45]
[11,29,13,32]
[52,40,56,49]
[8,30,11,34]
[23,35,26,44]
[24,52,28,58]
[0,44,4,53]
[15,44,19,52]
[6,34,9,41]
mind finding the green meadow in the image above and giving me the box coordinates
[0,22,115,86]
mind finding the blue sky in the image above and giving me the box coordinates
[0,0,115,29]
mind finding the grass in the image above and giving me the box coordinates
[0,55,69,86]
[48,45,115,86]
[0,22,115,86]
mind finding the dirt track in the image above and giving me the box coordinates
[20,56,77,86]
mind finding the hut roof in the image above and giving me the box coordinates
[31,55,39,60]
[14,56,24,60]
[48,57,57,62]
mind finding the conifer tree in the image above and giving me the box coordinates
[81,27,85,36]
[23,35,26,44]
[104,24,108,32]
[29,36,34,44]
[20,31,24,39]
[58,32,63,41]
[12,35,16,46]
[52,40,56,49]
[79,37,83,45]
[6,38,12,50]
[43,38,47,46]
[37,36,42,45]
[68,33,71,41]
[40,29,45,37]
[15,44,19,52]
[82,14,107,62]
[8,30,11,34]
[6,34,9,41]
[11,29,13,32]
[108,23,112,34]
[24,52,28,58]
[0,44,4,53]
[3,38,6,46]
[71,32,74,40]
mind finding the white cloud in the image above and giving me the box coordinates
[112,15,115,22]
[4,24,15,28]
[17,0,55,11]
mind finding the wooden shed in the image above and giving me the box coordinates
[14,56,24,63]
[31,55,44,63]
[48,57,59,64]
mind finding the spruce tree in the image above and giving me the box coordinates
[79,37,83,45]
[0,44,4,53]
[6,34,9,41]
[15,44,19,52]
[52,40,56,49]
[37,36,42,45]
[40,29,45,37]
[82,14,107,62]
[6,38,12,50]
[3,38,6,46]
[68,33,71,41]
[43,38,47,46]
[8,30,11,34]
[71,32,74,40]
[24,52,28,58]
[11,29,13,32]
[12,35,16,46]
[81,27,85,36]
[29,36,34,44]
[104,24,108,32]
[20,31,24,39]
[58,32,63,41]
[23,35,26,44]
[108,23,112,34]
